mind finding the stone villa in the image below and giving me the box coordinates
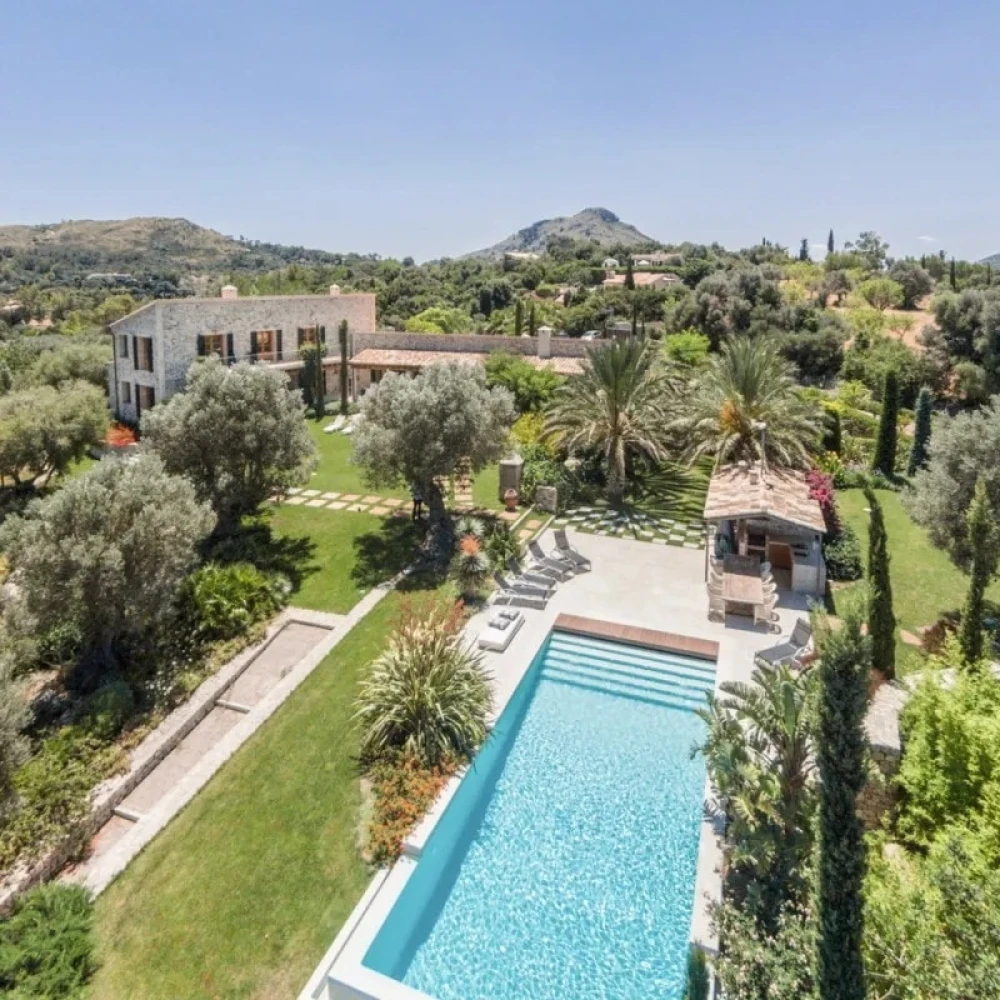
[108,285,585,423]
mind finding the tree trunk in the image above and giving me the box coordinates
[423,480,454,568]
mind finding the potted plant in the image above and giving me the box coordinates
[503,487,519,512]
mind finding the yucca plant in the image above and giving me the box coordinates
[356,600,492,767]
[454,515,486,539]
[451,533,491,599]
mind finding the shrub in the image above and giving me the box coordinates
[0,884,97,999]
[684,948,711,1000]
[180,562,285,641]
[511,412,545,449]
[483,520,520,570]
[0,728,125,869]
[81,680,135,740]
[823,524,863,581]
[365,753,458,866]
[520,442,579,507]
[355,599,491,767]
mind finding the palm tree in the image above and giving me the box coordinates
[673,336,821,469]
[544,339,672,505]
[696,662,816,925]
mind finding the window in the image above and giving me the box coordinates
[252,329,281,362]
[122,382,132,404]
[296,325,325,349]
[198,333,226,358]
[119,335,129,360]
[134,336,154,372]
[370,369,384,384]
[136,384,156,414]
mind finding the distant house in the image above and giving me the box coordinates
[633,251,683,268]
[602,272,681,290]
[504,251,540,262]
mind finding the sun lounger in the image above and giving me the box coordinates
[553,528,591,572]
[478,609,525,651]
[755,618,812,667]
[507,556,561,586]
[492,571,553,598]
[323,416,346,433]
[527,539,574,578]
[492,579,548,610]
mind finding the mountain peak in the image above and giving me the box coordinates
[466,208,658,259]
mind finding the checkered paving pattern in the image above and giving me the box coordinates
[552,506,706,548]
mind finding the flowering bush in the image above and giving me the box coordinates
[366,753,458,866]
[105,423,137,448]
[805,468,840,535]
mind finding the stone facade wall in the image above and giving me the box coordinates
[352,331,589,358]
[109,295,376,419]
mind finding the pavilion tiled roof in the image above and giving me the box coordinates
[347,348,583,376]
[703,463,827,534]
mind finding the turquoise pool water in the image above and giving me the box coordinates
[363,630,714,1000]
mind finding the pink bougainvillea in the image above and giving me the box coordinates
[806,468,841,534]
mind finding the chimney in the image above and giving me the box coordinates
[749,465,760,486]
[329,284,341,296]
[220,284,238,300]
[537,326,552,359]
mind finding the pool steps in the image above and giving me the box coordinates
[543,632,716,712]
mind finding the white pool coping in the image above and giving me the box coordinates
[299,531,810,1000]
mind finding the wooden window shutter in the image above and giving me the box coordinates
[122,335,129,359]
[297,328,304,348]
[250,331,259,361]
[319,325,327,344]
[149,339,154,372]
[132,336,138,366]
[197,334,205,357]
[276,329,283,359]
[226,333,235,363]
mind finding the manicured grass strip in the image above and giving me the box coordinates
[836,488,1000,671]
[268,506,419,614]
[90,580,447,1000]
[471,462,502,511]
[303,421,408,499]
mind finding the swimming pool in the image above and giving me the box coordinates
[361,629,715,1000]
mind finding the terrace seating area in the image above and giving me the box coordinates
[706,552,779,630]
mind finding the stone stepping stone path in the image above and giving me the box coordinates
[553,506,706,549]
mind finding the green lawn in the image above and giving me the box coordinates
[836,488,1000,667]
[303,421,408,499]
[267,505,421,614]
[471,462,502,510]
[90,576,450,1000]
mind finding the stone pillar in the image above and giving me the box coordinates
[498,455,524,502]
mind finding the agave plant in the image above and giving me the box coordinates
[451,533,491,599]
[356,601,492,766]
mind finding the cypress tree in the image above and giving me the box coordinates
[799,238,810,262]
[338,319,349,415]
[823,406,842,454]
[957,478,998,666]
[871,370,898,478]
[920,254,926,269]
[514,299,524,337]
[988,262,993,287]
[630,300,638,338]
[528,302,537,337]
[815,610,870,1000]
[906,386,932,476]
[624,258,635,291]
[950,256,957,290]
[865,487,896,679]
[0,362,12,395]
[828,229,835,255]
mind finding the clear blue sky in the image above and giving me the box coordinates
[2,0,998,262]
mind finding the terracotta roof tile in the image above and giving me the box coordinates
[703,464,826,534]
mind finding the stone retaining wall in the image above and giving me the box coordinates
[0,613,323,915]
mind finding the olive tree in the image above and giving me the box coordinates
[142,358,317,534]
[0,382,108,488]
[353,362,515,527]
[857,278,904,313]
[27,342,111,390]
[0,453,214,668]
[905,397,1000,568]
[0,664,28,818]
